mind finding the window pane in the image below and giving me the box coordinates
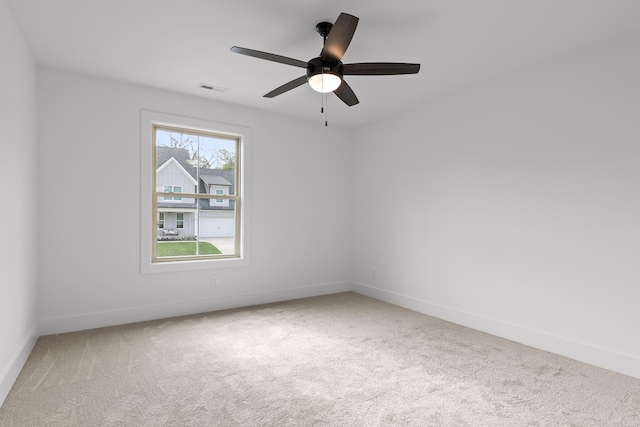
[163,185,172,200]
[197,135,236,196]
[197,200,237,256]
[156,241,217,257]
[154,125,239,262]
[154,198,235,258]
[171,187,181,201]
[156,211,195,255]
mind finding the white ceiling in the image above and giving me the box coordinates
[9,0,640,128]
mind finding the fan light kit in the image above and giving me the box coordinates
[308,70,342,93]
[231,12,420,124]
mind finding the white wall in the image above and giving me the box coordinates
[37,68,353,333]
[0,0,39,405]
[352,31,640,378]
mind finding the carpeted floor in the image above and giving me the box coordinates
[1,292,639,426]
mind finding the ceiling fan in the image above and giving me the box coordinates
[230,12,420,107]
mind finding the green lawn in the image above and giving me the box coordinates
[157,241,221,257]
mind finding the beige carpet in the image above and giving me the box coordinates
[1,292,639,426]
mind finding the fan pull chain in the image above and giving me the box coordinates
[319,68,328,126]
[325,93,328,126]
[320,91,328,126]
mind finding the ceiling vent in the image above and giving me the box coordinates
[200,83,229,93]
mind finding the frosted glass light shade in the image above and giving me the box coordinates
[308,73,342,93]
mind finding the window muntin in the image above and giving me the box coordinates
[153,125,240,262]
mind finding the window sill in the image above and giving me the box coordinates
[141,254,249,274]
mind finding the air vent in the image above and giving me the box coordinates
[200,83,230,93]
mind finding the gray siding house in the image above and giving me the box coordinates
[156,146,235,238]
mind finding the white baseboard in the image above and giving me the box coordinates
[0,322,39,408]
[352,282,640,380]
[39,282,352,336]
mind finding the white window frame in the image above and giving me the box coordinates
[141,110,251,273]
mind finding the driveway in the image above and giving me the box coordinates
[200,237,235,255]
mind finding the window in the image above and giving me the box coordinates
[141,111,251,273]
[163,186,182,201]
[163,185,183,201]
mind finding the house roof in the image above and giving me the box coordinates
[200,175,232,186]
[156,146,194,171]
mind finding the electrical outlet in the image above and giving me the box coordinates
[211,276,218,286]
[372,269,377,279]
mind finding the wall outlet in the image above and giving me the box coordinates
[211,276,218,286]
[372,269,377,279]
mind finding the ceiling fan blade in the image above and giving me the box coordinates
[264,76,308,98]
[333,80,359,106]
[230,46,307,68]
[321,13,359,64]
[343,62,421,75]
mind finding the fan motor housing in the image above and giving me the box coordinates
[306,57,343,81]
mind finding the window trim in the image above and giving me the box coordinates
[141,110,251,273]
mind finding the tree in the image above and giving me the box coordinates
[167,132,216,168]
[215,149,236,170]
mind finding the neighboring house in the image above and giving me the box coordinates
[156,146,235,238]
